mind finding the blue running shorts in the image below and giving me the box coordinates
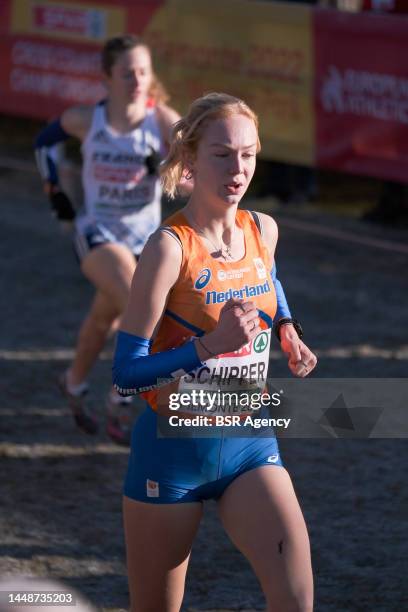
[124,405,283,504]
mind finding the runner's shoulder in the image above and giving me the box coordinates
[135,227,182,291]
[142,226,183,266]
[61,105,93,141]
[254,212,278,241]
[251,212,278,261]
[155,104,181,145]
[155,103,180,125]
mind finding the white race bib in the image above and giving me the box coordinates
[178,329,271,415]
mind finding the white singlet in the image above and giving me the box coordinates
[75,101,162,256]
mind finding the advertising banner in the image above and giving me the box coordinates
[142,0,315,164]
[0,0,163,118]
[2,0,407,182]
[314,9,408,183]
[0,0,314,165]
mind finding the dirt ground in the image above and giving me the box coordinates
[0,167,407,611]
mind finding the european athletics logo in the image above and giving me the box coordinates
[205,280,271,304]
[194,268,212,290]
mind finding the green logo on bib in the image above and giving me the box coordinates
[253,332,268,353]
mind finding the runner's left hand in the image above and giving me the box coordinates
[280,324,317,378]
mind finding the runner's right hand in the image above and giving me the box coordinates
[44,183,76,221]
[145,150,162,176]
[199,298,261,357]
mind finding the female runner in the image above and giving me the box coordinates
[113,92,317,610]
[35,35,180,444]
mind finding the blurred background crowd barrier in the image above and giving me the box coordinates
[1,0,408,185]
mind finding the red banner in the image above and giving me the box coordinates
[0,0,163,119]
[314,9,408,183]
[1,1,408,184]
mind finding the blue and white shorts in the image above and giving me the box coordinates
[73,221,149,262]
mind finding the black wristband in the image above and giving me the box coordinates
[145,150,162,176]
[50,190,76,221]
[273,318,303,342]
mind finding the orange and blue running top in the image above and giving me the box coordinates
[142,209,277,414]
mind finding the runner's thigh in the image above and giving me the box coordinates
[80,243,136,311]
[123,496,203,612]
[217,465,313,612]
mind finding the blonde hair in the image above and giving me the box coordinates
[160,92,260,198]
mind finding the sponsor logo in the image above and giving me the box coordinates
[195,268,212,290]
[219,342,252,358]
[217,267,251,281]
[92,129,109,144]
[146,479,159,498]
[205,280,271,305]
[92,151,144,164]
[321,65,408,125]
[93,164,145,184]
[32,5,106,39]
[253,258,267,280]
[253,332,268,353]
[267,454,280,463]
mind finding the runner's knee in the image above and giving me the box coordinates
[288,589,313,612]
[107,316,121,337]
[130,592,184,612]
[111,286,131,313]
[83,307,118,335]
[264,579,313,612]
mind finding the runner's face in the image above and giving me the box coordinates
[107,46,153,103]
[192,114,258,206]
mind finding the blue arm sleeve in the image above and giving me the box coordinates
[112,330,203,396]
[271,262,292,320]
[34,119,70,184]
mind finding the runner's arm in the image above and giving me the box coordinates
[34,106,92,220]
[256,213,292,320]
[113,230,204,395]
[155,104,193,195]
[258,212,317,376]
[155,103,181,150]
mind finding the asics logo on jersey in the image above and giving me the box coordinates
[195,268,212,290]
[205,280,271,305]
